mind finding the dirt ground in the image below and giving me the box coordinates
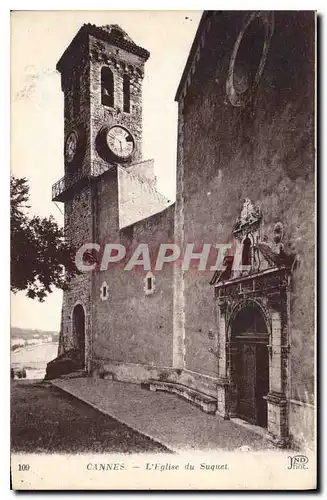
[11,380,171,454]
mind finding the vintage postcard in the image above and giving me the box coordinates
[10,10,317,490]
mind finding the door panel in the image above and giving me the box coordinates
[256,344,269,427]
[236,341,269,427]
[237,343,256,424]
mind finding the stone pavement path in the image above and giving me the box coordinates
[52,378,273,453]
[11,380,169,454]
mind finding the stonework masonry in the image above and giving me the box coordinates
[56,24,175,383]
[53,15,315,451]
[174,11,315,448]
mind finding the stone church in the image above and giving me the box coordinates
[48,12,315,450]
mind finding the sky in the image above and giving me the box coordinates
[11,10,202,331]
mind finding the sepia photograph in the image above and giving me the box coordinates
[10,8,316,490]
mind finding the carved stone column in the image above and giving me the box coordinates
[172,105,185,370]
[228,341,239,417]
[265,293,289,447]
[269,309,283,392]
[216,300,230,419]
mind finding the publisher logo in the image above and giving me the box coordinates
[287,455,309,470]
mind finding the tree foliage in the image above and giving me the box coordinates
[11,176,78,301]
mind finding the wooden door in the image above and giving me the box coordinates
[237,343,257,424]
[255,343,269,427]
[236,340,269,427]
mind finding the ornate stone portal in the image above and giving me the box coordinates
[213,199,295,447]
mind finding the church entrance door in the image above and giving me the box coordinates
[231,305,269,428]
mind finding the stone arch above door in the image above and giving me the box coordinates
[227,298,272,339]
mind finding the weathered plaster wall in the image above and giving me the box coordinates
[92,179,175,368]
[125,159,157,187]
[177,11,315,397]
[289,400,315,450]
[118,166,172,228]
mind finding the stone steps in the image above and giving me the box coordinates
[59,369,88,380]
[144,379,217,414]
[99,371,114,381]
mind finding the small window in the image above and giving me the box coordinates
[144,272,155,295]
[101,67,114,107]
[100,281,109,301]
[123,74,130,113]
[242,237,252,267]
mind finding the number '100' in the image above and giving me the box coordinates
[18,464,30,471]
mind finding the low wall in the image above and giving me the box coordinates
[289,399,315,451]
[92,359,218,397]
[92,359,315,450]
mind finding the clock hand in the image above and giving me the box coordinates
[116,137,123,153]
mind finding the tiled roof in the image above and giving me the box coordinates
[84,23,150,60]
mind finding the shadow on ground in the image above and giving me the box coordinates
[11,380,172,454]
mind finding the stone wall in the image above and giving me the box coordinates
[289,399,315,450]
[57,26,175,376]
[173,104,186,370]
[89,35,145,177]
[62,51,91,179]
[61,184,93,369]
[92,188,175,369]
[176,11,315,400]
[118,165,172,228]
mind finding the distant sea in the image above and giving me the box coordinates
[11,343,58,380]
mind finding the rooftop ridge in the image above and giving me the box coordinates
[57,23,149,73]
[175,11,221,102]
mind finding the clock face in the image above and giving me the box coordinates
[65,131,78,163]
[106,126,135,159]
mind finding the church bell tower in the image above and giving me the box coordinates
[52,24,150,369]
[53,23,149,192]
